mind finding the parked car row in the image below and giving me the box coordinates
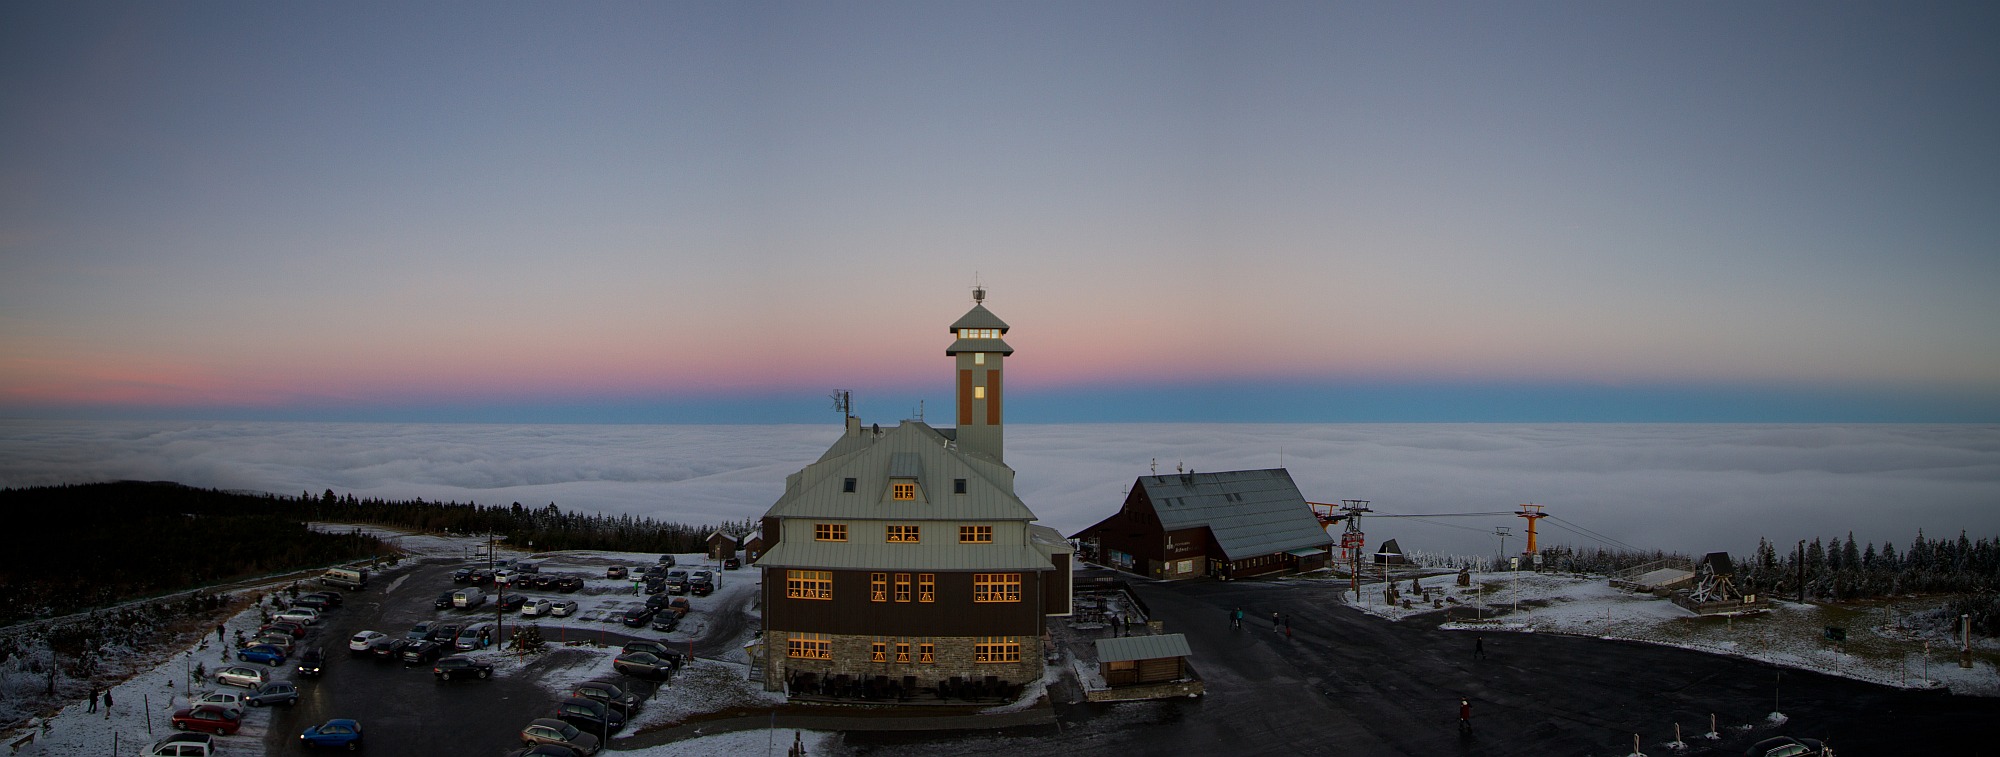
[454,567,586,592]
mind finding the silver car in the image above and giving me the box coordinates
[191,691,245,718]
[549,600,579,617]
[214,665,268,689]
[521,599,552,617]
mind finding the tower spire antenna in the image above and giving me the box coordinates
[971,272,985,303]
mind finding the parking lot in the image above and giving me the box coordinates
[245,551,758,756]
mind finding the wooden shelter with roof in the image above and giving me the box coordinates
[1073,469,1333,580]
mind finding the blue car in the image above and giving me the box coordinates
[238,644,287,666]
[300,718,363,750]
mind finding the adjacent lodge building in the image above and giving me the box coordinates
[754,289,1072,697]
[1074,468,1332,580]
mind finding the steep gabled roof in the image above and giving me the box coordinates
[1136,469,1330,561]
[764,421,1033,522]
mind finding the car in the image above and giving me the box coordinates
[621,608,658,628]
[722,557,740,570]
[349,631,388,652]
[433,655,494,681]
[516,560,541,574]
[532,574,556,590]
[304,590,344,607]
[245,680,299,707]
[494,568,516,584]
[300,718,364,750]
[216,665,268,689]
[434,590,458,609]
[643,577,664,595]
[606,566,627,579]
[252,632,297,651]
[238,644,287,666]
[427,623,462,644]
[452,568,474,583]
[555,696,624,734]
[651,614,680,632]
[520,717,602,756]
[469,569,494,584]
[146,732,219,756]
[621,640,676,658]
[406,621,435,641]
[400,639,446,665]
[261,620,308,638]
[272,607,321,625]
[292,595,333,610]
[688,571,714,596]
[664,569,689,592]
[556,575,584,592]
[496,594,528,612]
[611,651,674,679]
[455,622,497,650]
[191,691,246,718]
[522,599,552,617]
[296,647,326,677]
[369,637,411,661]
[1744,736,1827,757]
[667,597,691,615]
[550,600,580,617]
[643,594,671,610]
[656,554,676,566]
[571,680,640,714]
[170,704,242,735]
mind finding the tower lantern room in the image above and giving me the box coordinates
[946,287,1013,463]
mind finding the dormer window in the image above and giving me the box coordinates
[892,482,916,500]
[954,478,967,494]
[957,328,1000,339]
[843,478,857,493]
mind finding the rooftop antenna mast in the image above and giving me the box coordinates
[830,390,852,418]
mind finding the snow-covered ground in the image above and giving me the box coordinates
[1335,570,2000,697]
[616,728,840,757]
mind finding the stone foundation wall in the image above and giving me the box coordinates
[765,629,1044,692]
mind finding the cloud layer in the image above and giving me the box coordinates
[3,420,1995,559]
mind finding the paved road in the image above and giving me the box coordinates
[849,571,1992,756]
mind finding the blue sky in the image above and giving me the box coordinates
[2,2,1997,422]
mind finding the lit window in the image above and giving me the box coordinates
[786,570,832,600]
[895,642,911,663]
[918,573,935,603]
[918,643,935,664]
[787,633,831,660]
[814,523,847,542]
[957,328,1001,339]
[973,573,1022,603]
[892,482,915,500]
[894,573,912,602]
[973,386,985,399]
[870,641,887,663]
[974,637,1021,663]
[887,525,920,543]
[953,478,966,494]
[870,572,887,602]
[974,352,985,365]
[959,525,993,544]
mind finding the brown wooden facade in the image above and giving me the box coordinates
[762,568,1062,637]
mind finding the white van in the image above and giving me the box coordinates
[320,567,369,590]
[451,588,487,609]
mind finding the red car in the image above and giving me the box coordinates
[260,621,307,638]
[171,704,243,735]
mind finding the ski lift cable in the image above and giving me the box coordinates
[1543,516,1646,553]
[1544,515,1645,551]
[1389,515,1499,535]
[1372,511,1516,518]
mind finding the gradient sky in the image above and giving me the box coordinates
[4,2,1998,423]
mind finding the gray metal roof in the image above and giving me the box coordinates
[948,303,1009,332]
[755,540,1054,572]
[945,336,1014,356]
[1095,633,1193,663]
[1137,469,1331,561]
[768,421,1034,522]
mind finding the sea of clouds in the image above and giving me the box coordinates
[2,420,1995,560]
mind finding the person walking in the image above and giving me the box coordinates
[216,624,225,642]
[1271,611,1280,628]
[1459,697,1472,732]
[1474,635,1485,659]
[87,689,98,713]
[102,687,113,718]
[1231,607,1243,629]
